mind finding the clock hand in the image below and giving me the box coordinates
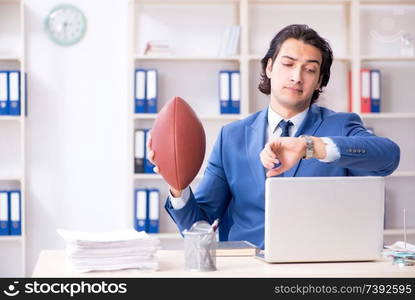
[63,21,68,39]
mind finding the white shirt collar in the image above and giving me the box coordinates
[267,105,309,139]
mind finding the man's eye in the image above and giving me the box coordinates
[307,69,316,73]
[282,63,292,67]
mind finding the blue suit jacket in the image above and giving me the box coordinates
[165,105,400,249]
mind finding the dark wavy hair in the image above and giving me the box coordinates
[258,24,333,104]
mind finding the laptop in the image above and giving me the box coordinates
[258,176,385,263]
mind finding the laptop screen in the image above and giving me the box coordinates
[263,177,385,262]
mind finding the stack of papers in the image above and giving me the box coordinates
[383,241,415,266]
[384,241,415,253]
[57,229,161,273]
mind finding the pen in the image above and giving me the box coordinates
[210,219,220,233]
[404,208,407,250]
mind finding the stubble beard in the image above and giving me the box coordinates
[272,92,311,114]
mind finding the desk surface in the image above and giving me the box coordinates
[32,250,415,278]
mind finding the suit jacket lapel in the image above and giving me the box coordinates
[284,104,323,177]
[246,108,267,187]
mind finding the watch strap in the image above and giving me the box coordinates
[299,135,314,159]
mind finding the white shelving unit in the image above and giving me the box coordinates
[128,0,244,234]
[357,0,415,243]
[129,0,415,243]
[0,0,26,276]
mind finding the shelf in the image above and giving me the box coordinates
[0,116,22,122]
[0,55,21,61]
[248,54,351,62]
[133,174,160,180]
[333,56,351,62]
[133,114,157,120]
[135,55,241,62]
[0,176,22,181]
[136,0,240,4]
[361,56,415,62]
[389,171,415,178]
[0,236,23,242]
[360,0,415,5]
[134,174,203,180]
[200,115,242,121]
[0,0,21,4]
[384,228,415,236]
[360,113,415,119]
[249,0,352,4]
[134,114,242,121]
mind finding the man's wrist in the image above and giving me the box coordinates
[311,137,327,160]
[298,136,327,159]
[169,187,190,210]
[299,135,314,159]
[170,187,182,197]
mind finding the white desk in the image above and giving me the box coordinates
[32,250,415,278]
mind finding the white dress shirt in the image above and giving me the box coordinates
[169,106,340,209]
[267,105,339,162]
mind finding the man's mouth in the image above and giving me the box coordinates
[285,86,303,93]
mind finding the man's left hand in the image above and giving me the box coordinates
[260,137,307,177]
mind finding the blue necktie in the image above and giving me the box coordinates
[272,120,293,175]
[277,120,293,137]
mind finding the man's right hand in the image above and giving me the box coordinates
[146,134,183,197]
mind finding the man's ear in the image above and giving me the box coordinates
[266,58,273,79]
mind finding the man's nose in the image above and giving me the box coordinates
[290,67,302,84]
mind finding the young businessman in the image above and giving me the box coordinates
[148,24,400,249]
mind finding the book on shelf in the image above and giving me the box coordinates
[143,40,172,56]
[218,25,240,57]
[370,69,381,113]
[0,70,21,116]
[146,70,158,113]
[134,128,155,174]
[134,188,159,233]
[134,69,158,114]
[230,71,240,114]
[134,129,145,173]
[0,190,21,236]
[360,68,371,113]
[219,70,230,114]
[215,240,259,257]
[218,70,240,114]
[360,68,381,113]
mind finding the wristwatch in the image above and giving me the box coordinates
[299,135,314,159]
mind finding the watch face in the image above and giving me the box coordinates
[44,4,87,46]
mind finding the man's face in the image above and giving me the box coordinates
[266,38,322,112]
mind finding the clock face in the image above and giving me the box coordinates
[45,4,87,46]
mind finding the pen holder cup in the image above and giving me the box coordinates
[183,230,216,272]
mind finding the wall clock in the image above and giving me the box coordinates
[44,4,87,46]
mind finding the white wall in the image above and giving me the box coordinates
[25,0,130,275]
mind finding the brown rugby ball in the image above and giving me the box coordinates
[151,96,206,190]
